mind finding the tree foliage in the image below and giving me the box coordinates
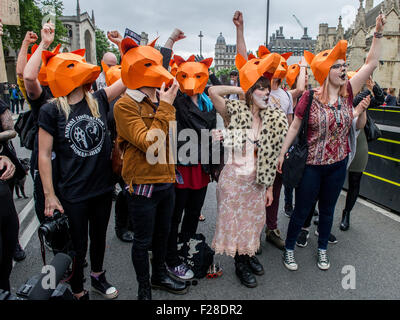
[216,66,238,84]
[3,0,67,54]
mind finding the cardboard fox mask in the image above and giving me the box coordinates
[28,44,61,86]
[169,58,178,77]
[304,40,348,86]
[235,52,281,92]
[286,64,300,88]
[121,38,174,90]
[256,46,292,79]
[101,61,122,87]
[173,55,213,96]
[42,48,101,98]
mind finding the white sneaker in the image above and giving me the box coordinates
[283,249,298,271]
[317,249,330,270]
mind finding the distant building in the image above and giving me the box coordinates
[214,33,237,72]
[268,26,316,56]
[60,0,97,64]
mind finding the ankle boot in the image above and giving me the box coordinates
[234,258,257,288]
[340,210,350,231]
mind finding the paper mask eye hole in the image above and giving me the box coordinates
[182,74,187,79]
[196,75,201,79]
[323,52,329,57]
[144,63,152,67]
[254,61,260,65]
[67,63,75,69]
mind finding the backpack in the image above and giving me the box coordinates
[15,110,37,150]
[177,233,215,279]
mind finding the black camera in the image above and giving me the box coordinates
[38,210,72,255]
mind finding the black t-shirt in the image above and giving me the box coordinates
[27,86,53,125]
[38,89,113,203]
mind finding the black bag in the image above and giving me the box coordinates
[364,113,382,142]
[282,90,314,189]
[177,233,215,279]
[15,110,37,150]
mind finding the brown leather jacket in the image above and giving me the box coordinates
[114,89,176,191]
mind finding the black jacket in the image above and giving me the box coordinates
[353,82,385,108]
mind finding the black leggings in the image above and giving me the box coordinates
[0,181,19,292]
[344,172,363,213]
[61,192,112,294]
[166,187,208,268]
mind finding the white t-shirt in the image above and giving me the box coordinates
[270,88,294,116]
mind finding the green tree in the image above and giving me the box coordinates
[3,0,67,53]
[216,66,238,84]
[95,28,120,66]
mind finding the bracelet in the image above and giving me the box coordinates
[299,65,308,68]
[374,32,383,38]
[168,37,175,43]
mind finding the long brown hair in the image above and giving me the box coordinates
[245,77,271,107]
[314,76,348,105]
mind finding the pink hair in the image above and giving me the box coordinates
[315,76,348,105]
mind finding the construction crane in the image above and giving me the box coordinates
[292,14,305,32]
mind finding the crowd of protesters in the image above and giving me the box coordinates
[0,9,388,300]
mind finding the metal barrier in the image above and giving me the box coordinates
[344,106,400,213]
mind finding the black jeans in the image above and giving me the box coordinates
[0,181,19,291]
[127,186,175,284]
[60,192,113,294]
[344,172,363,213]
[166,186,208,268]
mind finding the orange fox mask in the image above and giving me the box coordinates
[28,44,61,87]
[286,64,301,88]
[121,38,174,90]
[304,40,348,86]
[42,48,101,98]
[101,61,122,87]
[169,58,178,77]
[256,46,292,79]
[235,51,281,92]
[173,55,213,96]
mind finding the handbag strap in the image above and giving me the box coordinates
[298,90,314,145]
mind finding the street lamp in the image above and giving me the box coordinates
[266,0,270,48]
[198,31,203,58]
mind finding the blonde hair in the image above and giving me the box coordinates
[51,89,100,119]
[315,76,348,105]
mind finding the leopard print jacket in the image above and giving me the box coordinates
[223,99,288,187]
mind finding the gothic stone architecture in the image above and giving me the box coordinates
[316,0,400,90]
[214,33,237,72]
[60,0,97,64]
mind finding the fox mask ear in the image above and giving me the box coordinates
[258,45,270,58]
[304,51,315,65]
[42,51,57,66]
[200,58,213,69]
[281,52,293,60]
[248,53,257,60]
[101,61,110,73]
[121,37,139,55]
[148,37,159,48]
[71,49,86,57]
[235,53,247,70]
[173,55,186,67]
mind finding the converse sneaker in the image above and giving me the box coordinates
[296,229,309,248]
[91,271,119,299]
[283,249,298,271]
[314,230,338,244]
[317,249,330,270]
[167,263,194,280]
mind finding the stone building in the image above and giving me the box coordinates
[315,0,400,89]
[60,0,97,64]
[214,33,237,72]
[269,26,316,56]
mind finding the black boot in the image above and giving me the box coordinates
[340,210,350,231]
[138,281,152,300]
[247,256,264,276]
[235,255,257,288]
[151,271,188,295]
[13,243,26,262]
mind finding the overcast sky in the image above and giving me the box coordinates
[62,0,378,59]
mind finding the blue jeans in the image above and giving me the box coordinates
[285,157,348,250]
[284,185,293,207]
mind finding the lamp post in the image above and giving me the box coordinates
[198,31,203,58]
[266,0,270,48]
